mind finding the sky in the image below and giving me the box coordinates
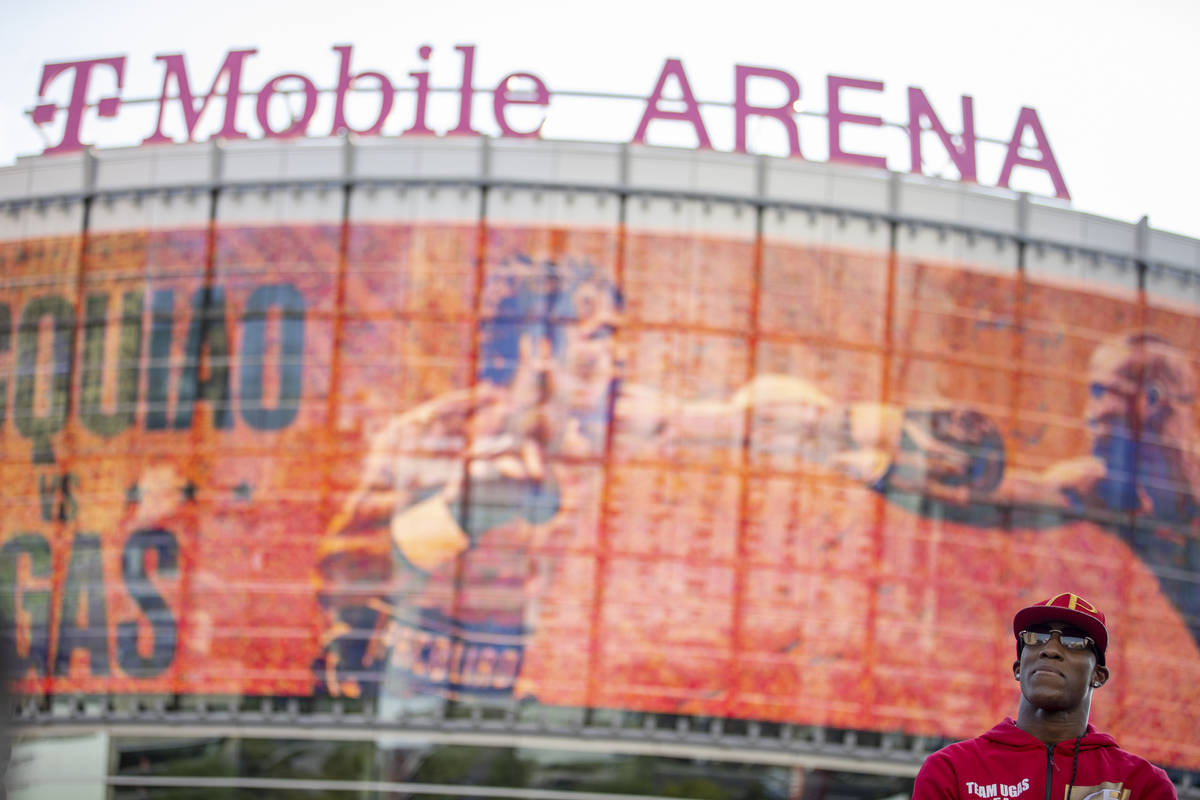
[2,0,1198,240]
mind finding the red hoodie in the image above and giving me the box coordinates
[913,718,1176,800]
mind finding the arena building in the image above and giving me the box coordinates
[2,130,1199,798]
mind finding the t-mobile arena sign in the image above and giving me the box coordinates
[29,45,1069,199]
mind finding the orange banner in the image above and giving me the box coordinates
[1,222,1198,768]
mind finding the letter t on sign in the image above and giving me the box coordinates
[34,56,126,155]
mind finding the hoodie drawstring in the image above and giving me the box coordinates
[1066,734,1084,800]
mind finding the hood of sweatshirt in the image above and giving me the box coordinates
[981,717,1120,753]
[913,716,1175,800]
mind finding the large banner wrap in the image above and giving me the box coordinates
[1,205,1198,768]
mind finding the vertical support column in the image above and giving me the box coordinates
[583,143,630,716]
[323,136,354,507]
[1007,199,1028,513]
[1136,216,1150,296]
[859,174,901,723]
[177,140,223,701]
[726,155,768,717]
[64,147,97,482]
[989,192,1028,715]
[444,137,492,720]
[1123,215,1150,722]
[316,135,354,704]
[49,149,98,702]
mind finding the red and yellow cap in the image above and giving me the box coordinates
[1013,592,1108,665]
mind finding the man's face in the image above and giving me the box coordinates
[1086,339,1195,453]
[553,281,619,420]
[1014,620,1105,713]
[1085,338,1198,516]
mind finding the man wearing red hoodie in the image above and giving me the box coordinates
[913,593,1177,800]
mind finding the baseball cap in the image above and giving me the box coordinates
[1013,592,1108,665]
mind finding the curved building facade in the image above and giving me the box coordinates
[2,135,1199,798]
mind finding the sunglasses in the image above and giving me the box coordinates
[1018,629,1095,652]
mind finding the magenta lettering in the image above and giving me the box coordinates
[403,45,435,137]
[492,72,550,138]
[25,45,1067,200]
[633,58,712,149]
[826,75,886,170]
[998,106,1069,200]
[34,56,125,155]
[734,65,802,158]
[256,73,318,139]
[908,87,976,182]
[447,44,480,136]
[329,45,394,137]
[142,50,257,145]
